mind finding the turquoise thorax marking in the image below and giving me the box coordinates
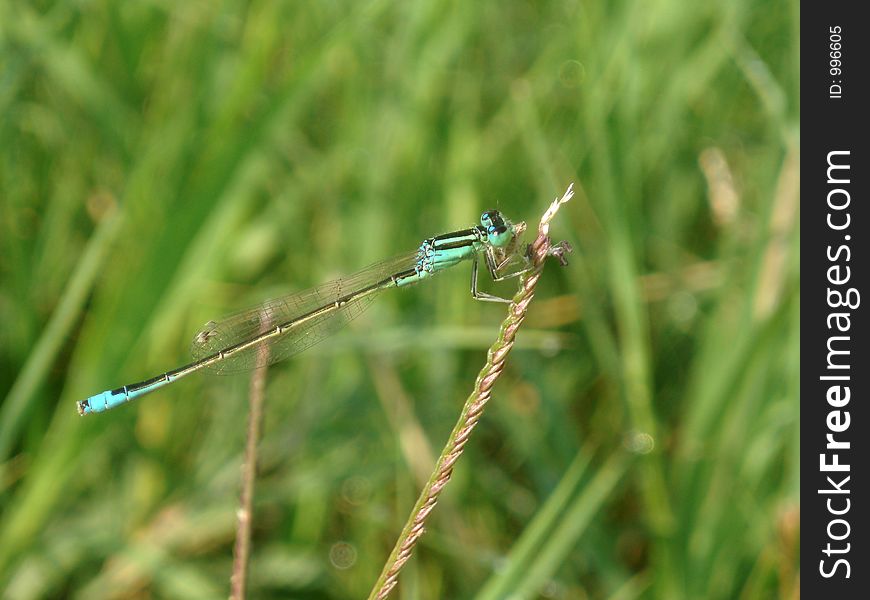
[402,225,490,286]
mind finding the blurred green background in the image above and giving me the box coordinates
[1,0,799,598]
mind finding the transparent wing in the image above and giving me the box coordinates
[191,252,420,374]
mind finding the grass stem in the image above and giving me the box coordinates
[230,315,271,599]
[368,185,575,600]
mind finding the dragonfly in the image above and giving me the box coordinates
[77,210,531,415]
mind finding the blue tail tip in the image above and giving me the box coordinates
[77,390,115,416]
[77,397,96,416]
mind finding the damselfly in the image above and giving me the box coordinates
[78,211,530,415]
